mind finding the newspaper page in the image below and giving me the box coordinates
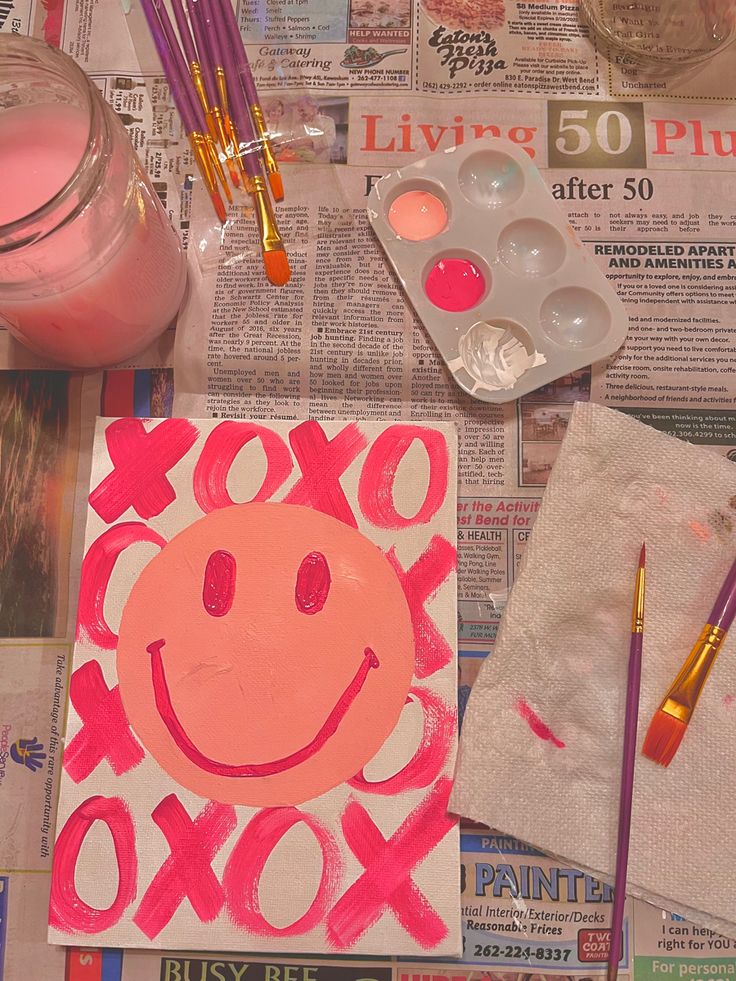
[2,0,736,978]
[0,368,180,981]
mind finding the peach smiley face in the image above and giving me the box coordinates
[116,502,415,806]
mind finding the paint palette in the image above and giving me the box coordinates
[368,137,629,403]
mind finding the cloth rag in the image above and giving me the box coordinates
[452,401,736,936]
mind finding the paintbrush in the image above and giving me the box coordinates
[169,0,230,201]
[141,0,226,223]
[607,543,646,981]
[215,0,283,201]
[643,555,736,767]
[209,0,290,285]
[200,0,235,152]
[187,0,240,187]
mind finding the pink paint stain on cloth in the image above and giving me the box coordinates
[689,520,711,542]
[724,694,735,709]
[514,697,565,748]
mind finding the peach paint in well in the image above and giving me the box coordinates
[388,190,447,241]
[425,257,486,312]
[0,104,186,367]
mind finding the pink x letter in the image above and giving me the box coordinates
[64,660,144,783]
[133,794,236,939]
[327,777,456,949]
[89,418,198,523]
[283,421,368,527]
[387,536,457,679]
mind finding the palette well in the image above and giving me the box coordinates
[368,138,629,403]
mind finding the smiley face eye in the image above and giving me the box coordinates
[203,550,236,617]
[295,551,331,614]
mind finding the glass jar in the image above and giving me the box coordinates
[0,34,187,368]
[580,0,736,73]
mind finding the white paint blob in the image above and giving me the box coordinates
[449,320,546,394]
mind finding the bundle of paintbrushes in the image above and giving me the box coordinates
[139,0,289,285]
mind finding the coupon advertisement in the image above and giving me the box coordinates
[461,830,630,973]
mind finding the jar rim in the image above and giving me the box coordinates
[579,1,736,70]
[0,34,106,248]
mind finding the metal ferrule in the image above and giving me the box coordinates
[208,106,229,157]
[631,566,645,633]
[204,134,230,200]
[215,66,229,114]
[250,175,283,253]
[190,62,210,113]
[250,102,279,176]
[188,131,216,193]
[661,623,727,722]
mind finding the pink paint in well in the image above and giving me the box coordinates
[388,190,447,242]
[424,257,486,312]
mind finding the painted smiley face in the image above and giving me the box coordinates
[116,502,415,806]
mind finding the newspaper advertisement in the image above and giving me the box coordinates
[2,0,736,978]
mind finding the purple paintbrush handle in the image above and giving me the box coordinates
[207,0,260,176]
[171,0,198,69]
[216,0,257,103]
[709,556,736,632]
[152,0,207,133]
[200,0,227,75]
[140,0,198,134]
[188,0,219,108]
[609,630,642,972]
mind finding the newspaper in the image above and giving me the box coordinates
[2,0,736,977]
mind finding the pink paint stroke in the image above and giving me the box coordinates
[64,660,144,783]
[327,776,456,949]
[283,421,368,528]
[41,0,64,45]
[133,794,236,939]
[724,694,735,709]
[89,418,198,523]
[224,808,343,936]
[202,550,236,617]
[49,796,137,934]
[387,535,457,680]
[515,698,566,748]
[148,640,379,776]
[349,686,455,794]
[193,421,293,512]
[295,551,331,614]
[76,522,167,649]
[358,424,449,530]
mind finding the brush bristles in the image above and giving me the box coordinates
[269,171,284,202]
[212,190,227,224]
[263,248,291,286]
[642,710,687,767]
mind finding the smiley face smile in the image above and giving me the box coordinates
[147,638,380,778]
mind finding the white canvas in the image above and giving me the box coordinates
[50,418,460,956]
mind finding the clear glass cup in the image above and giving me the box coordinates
[0,34,187,368]
[580,0,736,73]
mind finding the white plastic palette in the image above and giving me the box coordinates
[367,137,629,403]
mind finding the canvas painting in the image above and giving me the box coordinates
[49,418,460,956]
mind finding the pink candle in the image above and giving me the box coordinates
[0,36,187,368]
